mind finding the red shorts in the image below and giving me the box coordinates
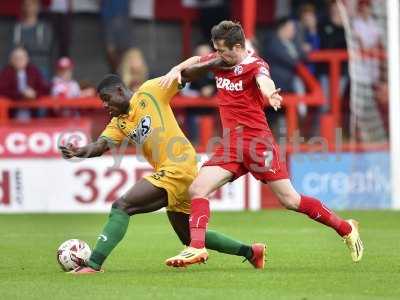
[203,127,289,182]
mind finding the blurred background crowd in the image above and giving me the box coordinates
[0,0,387,145]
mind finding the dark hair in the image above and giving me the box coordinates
[97,74,124,94]
[211,20,245,49]
[275,16,293,31]
[298,3,315,17]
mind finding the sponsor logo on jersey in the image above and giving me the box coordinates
[128,115,152,144]
[118,120,127,130]
[151,170,166,180]
[234,65,243,75]
[215,76,243,91]
[139,99,147,109]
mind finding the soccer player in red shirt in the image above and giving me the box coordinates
[160,20,363,267]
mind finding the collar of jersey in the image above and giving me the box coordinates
[225,51,252,69]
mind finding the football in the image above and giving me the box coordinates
[56,239,91,271]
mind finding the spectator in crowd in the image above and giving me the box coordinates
[297,3,320,74]
[51,57,80,98]
[319,1,347,50]
[291,0,331,20]
[0,46,49,121]
[353,0,387,139]
[118,48,149,92]
[180,43,217,144]
[318,0,348,101]
[352,0,382,84]
[46,0,73,58]
[264,17,306,136]
[181,44,216,98]
[197,0,230,43]
[51,56,86,118]
[265,17,306,93]
[100,0,133,73]
[10,0,54,80]
[353,0,381,50]
[296,3,321,137]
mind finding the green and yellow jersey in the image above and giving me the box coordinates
[100,78,197,213]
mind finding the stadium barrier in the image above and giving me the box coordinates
[0,155,261,213]
[3,49,386,150]
[0,50,326,146]
[0,50,391,212]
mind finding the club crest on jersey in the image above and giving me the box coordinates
[234,65,243,75]
[127,115,152,144]
[118,120,127,130]
[215,76,243,91]
[139,99,147,109]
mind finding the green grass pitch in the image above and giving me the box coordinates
[1,210,399,300]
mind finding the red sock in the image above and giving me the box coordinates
[189,198,210,248]
[298,195,351,237]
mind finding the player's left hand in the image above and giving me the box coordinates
[159,67,181,88]
[268,88,283,111]
[59,143,79,159]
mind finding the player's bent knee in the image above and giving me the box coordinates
[278,193,300,210]
[188,183,208,199]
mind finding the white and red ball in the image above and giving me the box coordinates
[56,239,91,271]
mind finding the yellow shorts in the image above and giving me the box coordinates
[144,166,197,214]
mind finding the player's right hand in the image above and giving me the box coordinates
[59,143,79,159]
[159,67,182,88]
[268,88,283,111]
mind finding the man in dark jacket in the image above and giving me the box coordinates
[263,17,306,136]
[264,17,306,93]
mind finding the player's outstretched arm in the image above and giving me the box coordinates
[181,56,224,83]
[59,138,110,159]
[159,56,201,88]
[256,75,283,111]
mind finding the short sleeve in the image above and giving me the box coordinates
[100,118,125,145]
[255,60,271,78]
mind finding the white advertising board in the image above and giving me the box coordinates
[0,155,260,213]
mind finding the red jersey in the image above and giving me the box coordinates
[201,52,271,132]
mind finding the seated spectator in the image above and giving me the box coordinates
[119,48,149,92]
[0,46,49,121]
[51,57,98,117]
[78,80,96,98]
[51,57,80,98]
[10,0,54,80]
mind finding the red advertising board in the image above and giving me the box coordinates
[0,119,91,158]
